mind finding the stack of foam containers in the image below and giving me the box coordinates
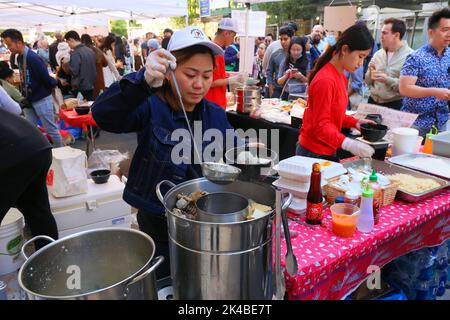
[272,156,347,215]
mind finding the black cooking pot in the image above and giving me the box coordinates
[225,146,277,182]
[365,114,383,125]
[75,106,90,115]
[360,123,388,142]
[90,169,111,184]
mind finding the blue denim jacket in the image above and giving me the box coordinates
[92,69,239,215]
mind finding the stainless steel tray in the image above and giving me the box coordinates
[343,159,449,203]
[388,153,450,180]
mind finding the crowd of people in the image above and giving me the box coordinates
[0,8,448,267]
[0,27,175,252]
[245,9,449,138]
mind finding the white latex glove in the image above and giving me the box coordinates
[144,49,177,88]
[342,138,375,158]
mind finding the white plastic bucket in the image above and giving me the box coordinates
[0,209,25,276]
[391,128,419,156]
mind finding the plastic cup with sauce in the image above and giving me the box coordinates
[331,203,360,238]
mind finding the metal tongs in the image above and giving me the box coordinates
[274,190,297,300]
[168,62,241,184]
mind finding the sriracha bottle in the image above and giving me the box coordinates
[306,163,323,225]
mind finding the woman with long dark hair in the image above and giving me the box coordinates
[277,36,309,99]
[298,24,376,161]
[100,35,121,87]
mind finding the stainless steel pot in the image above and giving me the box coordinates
[195,192,250,223]
[236,86,261,114]
[156,178,292,300]
[18,228,163,300]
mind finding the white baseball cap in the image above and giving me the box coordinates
[167,26,223,56]
[218,17,240,34]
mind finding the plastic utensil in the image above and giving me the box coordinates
[168,62,241,184]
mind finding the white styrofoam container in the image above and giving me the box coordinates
[430,131,450,158]
[273,156,347,182]
[288,197,307,212]
[272,177,327,199]
[58,214,133,238]
[49,175,132,231]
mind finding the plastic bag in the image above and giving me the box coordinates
[47,146,88,197]
[87,149,129,175]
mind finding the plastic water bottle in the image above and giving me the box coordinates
[414,280,430,300]
[357,181,374,233]
[0,281,7,300]
[435,245,448,270]
[76,92,84,105]
[436,269,448,297]
[428,277,438,300]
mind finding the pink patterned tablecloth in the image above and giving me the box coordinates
[278,188,450,300]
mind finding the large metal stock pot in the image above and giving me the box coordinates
[156,178,291,300]
[18,228,163,300]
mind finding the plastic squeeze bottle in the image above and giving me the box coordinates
[357,182,374,233]
[423,126,437,154]
[369,170,382,225]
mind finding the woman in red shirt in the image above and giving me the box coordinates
[298,24,376,161]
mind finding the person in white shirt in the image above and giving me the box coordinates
[100,35,121,87]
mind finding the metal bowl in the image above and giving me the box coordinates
[201,162,241,185]
[195,192,249,223]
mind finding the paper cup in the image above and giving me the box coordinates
[391,127,419,156]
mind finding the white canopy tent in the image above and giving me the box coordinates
[0,0,188,30]
[232,0,285,75]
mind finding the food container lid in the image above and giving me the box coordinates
[345,189,360,200]
[335,196,345,204]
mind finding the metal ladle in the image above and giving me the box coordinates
[168,62,241,184]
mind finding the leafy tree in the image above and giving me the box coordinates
[110,20,128,37]
[169,0,317,29]
[129,20,142,28]
[171,0,200,28]
[257,0,316,25]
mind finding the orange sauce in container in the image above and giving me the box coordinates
[331,203,360,238]
[332,219,358,238]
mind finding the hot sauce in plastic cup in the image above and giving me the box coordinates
[331,203,360,238]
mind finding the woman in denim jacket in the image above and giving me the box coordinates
[92,27,241,279]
